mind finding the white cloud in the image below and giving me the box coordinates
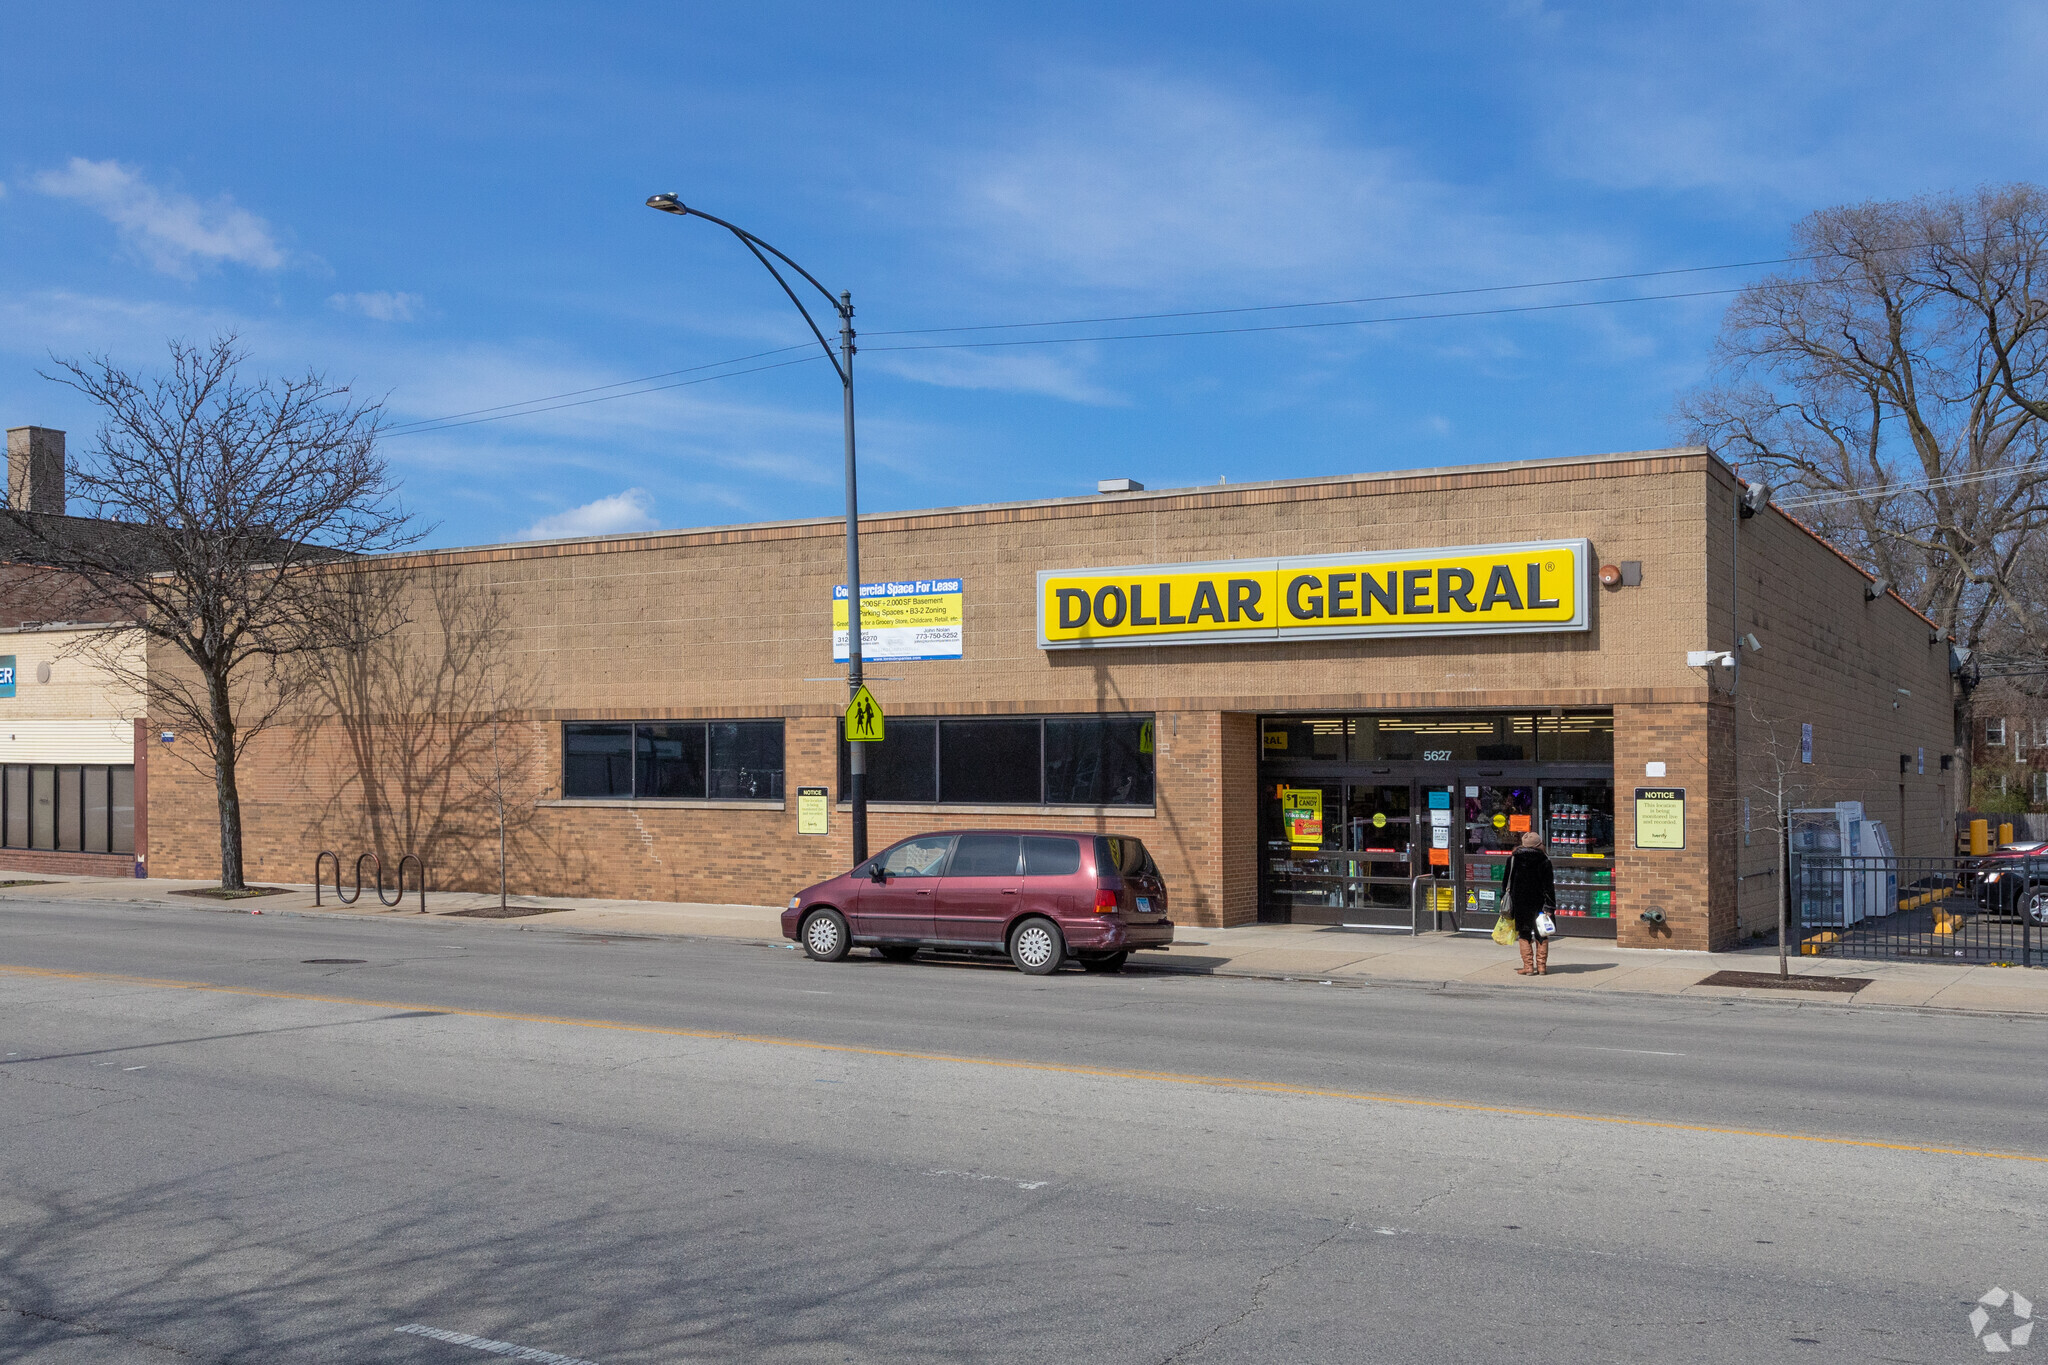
[518,488,660,541]
[946,71,1600,297]
[328,290,424,322]
[33,158,285,277]
[867,347,1124,406]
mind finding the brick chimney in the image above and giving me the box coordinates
[6,426,66,515]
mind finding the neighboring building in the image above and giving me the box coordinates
[141,446,1953,951]
[1965,677,2048,810]
[0,426,151,878]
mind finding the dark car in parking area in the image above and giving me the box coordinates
[781,830,1174,974]
[1971,841,2048,925]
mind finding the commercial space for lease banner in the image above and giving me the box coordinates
[833,578,965,662]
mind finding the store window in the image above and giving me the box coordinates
[1259,712,1615,764]
[840,714,1155,806]
[562,721,784,800]
[0,764,136,854]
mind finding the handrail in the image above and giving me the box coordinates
[1410,874,1434,935]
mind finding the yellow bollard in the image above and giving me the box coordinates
[2000,822,2015,847]
[1971,819,1989,856]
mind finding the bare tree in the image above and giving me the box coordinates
[2,336,419,889]
[1678,185,2048,656]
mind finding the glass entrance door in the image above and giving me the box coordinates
[1260,781,1420,926]
[1460,776,1539,927]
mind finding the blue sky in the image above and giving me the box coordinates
[3,2,2044,549]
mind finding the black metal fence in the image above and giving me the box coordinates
[1793,854,2042,966]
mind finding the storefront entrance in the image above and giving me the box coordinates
[1258,712,1617,937]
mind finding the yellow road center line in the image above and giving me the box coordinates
[5,960,2044,1165]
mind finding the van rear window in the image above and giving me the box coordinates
[1022,836,1081,876]
[1095,836,1157,877]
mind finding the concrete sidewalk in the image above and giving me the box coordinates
[6,872,2048,1016]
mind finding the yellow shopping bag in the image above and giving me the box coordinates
[1491,914,1517,946]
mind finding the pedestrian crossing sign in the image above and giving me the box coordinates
[844,685,885,742]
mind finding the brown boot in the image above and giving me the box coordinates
[1516,940,1535,975]
[1534,938,1550,975]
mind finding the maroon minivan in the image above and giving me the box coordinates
[781,830,1174,975]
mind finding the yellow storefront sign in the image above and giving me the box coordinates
[1037,540,1587,649]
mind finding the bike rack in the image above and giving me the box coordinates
[313,850,426,913]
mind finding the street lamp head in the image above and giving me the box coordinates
[645,192,690,217]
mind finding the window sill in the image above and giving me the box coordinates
[538,798,786,811]
[835,801,1155,819]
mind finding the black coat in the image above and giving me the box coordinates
[1504,847,1556,929]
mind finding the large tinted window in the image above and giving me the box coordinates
[711,721,785,799]
[844,718,938,803]
[0,764,134,853]
[564,724,633,797]
[565,721,784,800]
[839,714,1155,807]
[1045,717,1154,805]
[949,833,1021,876]
[637,724,705,799]
[940,720,1041,803]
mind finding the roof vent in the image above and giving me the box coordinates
[1096,478,1144,494]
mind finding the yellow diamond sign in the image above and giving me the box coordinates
[844,685,885,742]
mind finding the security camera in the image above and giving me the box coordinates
[1865,578,1889,601]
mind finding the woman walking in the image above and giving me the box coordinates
[1505,830,1556,975]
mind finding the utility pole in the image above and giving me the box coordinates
[645,194,872,866]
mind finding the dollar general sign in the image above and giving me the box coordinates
[1037,540,1588,649]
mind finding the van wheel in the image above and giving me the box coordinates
[1080,951,1129,974]
[876,944,919,962]
[1009,918,1064,976]
[801,909,851,962]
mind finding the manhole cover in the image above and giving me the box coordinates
[302,958,366,965]
[1698,970,1870,993]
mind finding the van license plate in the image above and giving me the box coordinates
[1136,897,1152,914]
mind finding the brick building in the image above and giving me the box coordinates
[0,426,151,880]
[140,446,1954,951]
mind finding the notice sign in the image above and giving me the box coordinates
[1281,787,1324,848]
[1037,539,1588,649]
[1635,788,1686,850]
[834,578,964,662]
[796,787,829,835]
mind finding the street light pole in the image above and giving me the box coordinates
[645,193,869,864]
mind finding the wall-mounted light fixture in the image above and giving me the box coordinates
[1865,577,1890,601]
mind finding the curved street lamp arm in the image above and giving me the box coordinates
[730,229,849,386]
[677,205,844,314]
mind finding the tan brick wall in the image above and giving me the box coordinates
[137,450,1953,945]
[1706,466,1955,939]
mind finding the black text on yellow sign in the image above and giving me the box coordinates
[844,686,885,742]
[1036,540,1588,648]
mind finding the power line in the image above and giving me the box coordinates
[1774,463,2048,511]
[379,231,2020,439]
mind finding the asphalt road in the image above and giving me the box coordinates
[2,896,2045,1364]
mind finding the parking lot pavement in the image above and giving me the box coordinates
[6,872,2047,1015]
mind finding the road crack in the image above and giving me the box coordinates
[1157,1220,1354,1363]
